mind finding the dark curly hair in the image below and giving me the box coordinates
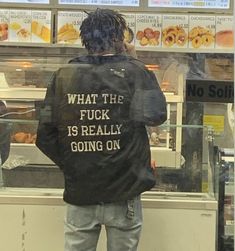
[80,8,127,54]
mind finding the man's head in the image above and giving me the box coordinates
[80,8,127,54]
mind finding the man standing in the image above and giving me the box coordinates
[36,8,167,251]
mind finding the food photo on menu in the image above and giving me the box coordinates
[10,21,31,42]
[136,28,160,46]
[188,15,216,49]
[57,23,80,44]
[31,20,50,43]
[161,15,189,48]
[188,26,215,48]
[215,16,234,49]
[135,13,161,48]
[57,11,83,45]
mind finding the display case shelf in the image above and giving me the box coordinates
[0,88,184,103]
[0,88,46,100]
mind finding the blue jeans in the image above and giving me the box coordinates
[64,196,142,251]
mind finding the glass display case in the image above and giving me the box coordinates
[0,54,218,192]
[0,48,219,251]
[0,122,218,251]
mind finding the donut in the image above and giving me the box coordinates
[140,36,149,46]
[202,34,214,47]
[136,30,144,40]
[176,32,187,46]
[153,30,160,39]
[163,32,175,47]
[189,27,200,40]
[192,36,203,48]
[162,26,177,36]
[148,38,159,46]
[144,28,155,39]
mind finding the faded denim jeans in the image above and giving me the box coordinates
[64,196,142,251]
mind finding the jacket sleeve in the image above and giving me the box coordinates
[0,100,11,164]
[130,68,167,126]
[35,74,64,169]
[0,123,11,164]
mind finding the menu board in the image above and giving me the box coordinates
[0,9,51,43]
[0,0,49,4]
[59,0,139,6]
[148,0,230,9]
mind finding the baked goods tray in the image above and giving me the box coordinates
[5,143,53,167]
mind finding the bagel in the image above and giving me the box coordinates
[162,26,177,36]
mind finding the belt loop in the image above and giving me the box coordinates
[126,197,135,219]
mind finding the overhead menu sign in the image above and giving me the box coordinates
[148,0,230,9]
[59,0,139,6]
[0,0,49,3]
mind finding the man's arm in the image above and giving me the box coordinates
[0,126,11,164]
[130,69,167,126]
[35,75,64,169]
[0,101,11,164]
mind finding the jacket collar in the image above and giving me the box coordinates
[68,54,132,65]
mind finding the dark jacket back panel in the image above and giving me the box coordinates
[36,55,167,205]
